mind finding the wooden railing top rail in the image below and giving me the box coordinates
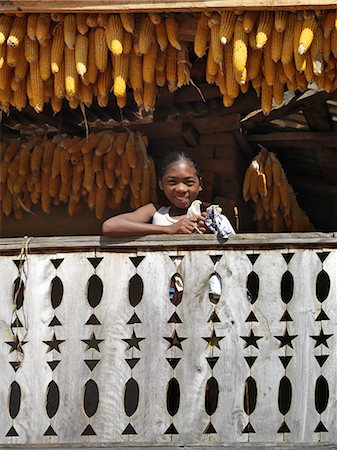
[0,232,336,254]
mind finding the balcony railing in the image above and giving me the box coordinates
[0,233,336,449]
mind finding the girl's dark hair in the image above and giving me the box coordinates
[159,151,201,178]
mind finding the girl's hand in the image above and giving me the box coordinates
[197,212,211,234]
[168,217,199,234]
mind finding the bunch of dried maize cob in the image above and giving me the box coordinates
[197,9,337,114]
[0,130,157,219]
[0,12,190,114]
[242,145,314,232]
[1,10,337,115]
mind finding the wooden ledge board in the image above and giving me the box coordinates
[8,0,337,13]
[0,232,336,254]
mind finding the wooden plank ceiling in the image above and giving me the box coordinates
[5,0,337,12]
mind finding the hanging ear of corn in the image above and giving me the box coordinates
[75,33,88,77]
[256,11,273,49]
[194,13,209,57]
[64,14,76,50]
[298,15,318,55]
[107,14,123,55]
[165,16,181,51]
[219,11,236,45]
[138,16,155,54]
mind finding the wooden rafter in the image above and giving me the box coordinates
[7,0,337,13]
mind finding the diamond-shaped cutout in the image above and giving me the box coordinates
[125,358,140,369]
[9,361,21,372]
[282,253,294,264]
[127,313,142,324]
[87,257,103,268]
[279,356,292,369]
[168,312,182,324]
[280,310,293,322]
[81,424,96,436]
[206,357,219,369]
[315,309,330,321]
[208,311,221,323]
[84,359,100,371]
[245,311,258,322]
[242,422,255,433]
[122,423,137,435]
[49,315,62,327]
[244,356,257,368]
[278,421,291,433]
[164,423,178,434]
[85,314,101,326]
[316,252,330,263]
[6,426,19,437]
[204,421,216,434]
[50,259,64,269]
[314,421,328,432]
[47,360,60,371]
[315,355,329,367]
[247,254,260,265]
[210,255,222,265]
[166,358,180,369]
[130,256,145,267]
[44,425,57,436]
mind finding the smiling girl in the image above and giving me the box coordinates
[102,152,234,236]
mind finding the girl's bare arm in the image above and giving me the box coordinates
[102,203,199,237]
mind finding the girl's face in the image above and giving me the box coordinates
[159,161,202,211]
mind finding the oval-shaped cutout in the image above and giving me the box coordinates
[205,377,219,416]
[46,381,60,418]
[13,278,24,310]
[169,273,184,306]
[124,378,139,417]
[167,378,180,417]
[84,379,99,418]
[51,276,63,309]
[315,375,329,414]
[281,271,294,304]
[316,270,330,303]
[129,274,144,307]
[9,381,21,419]
[243,376,257,415]
[87,275,103,308]
[278,376,292,415]
[246,272,259,304]
[209,273,222,304]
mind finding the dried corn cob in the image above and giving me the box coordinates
[165,16,181,51]
[64,14,76,50]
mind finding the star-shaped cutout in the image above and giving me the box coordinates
[202,330,225,349]
[310,329,333,348]
[241,330,263,349]
[43,333,65,353]
[274,329,298,349]
[6,335,27,353]
[81,332,104,352]
[164,330,186,350]
[122,330,145,350]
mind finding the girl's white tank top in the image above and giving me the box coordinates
[152,206,178,226]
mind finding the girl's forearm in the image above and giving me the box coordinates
[102,218,171,236]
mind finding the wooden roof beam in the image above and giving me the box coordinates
[9,0,337,13]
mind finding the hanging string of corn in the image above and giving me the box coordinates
[0,10,337,115]
[0,130,157,219]
[242,145,314,232]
